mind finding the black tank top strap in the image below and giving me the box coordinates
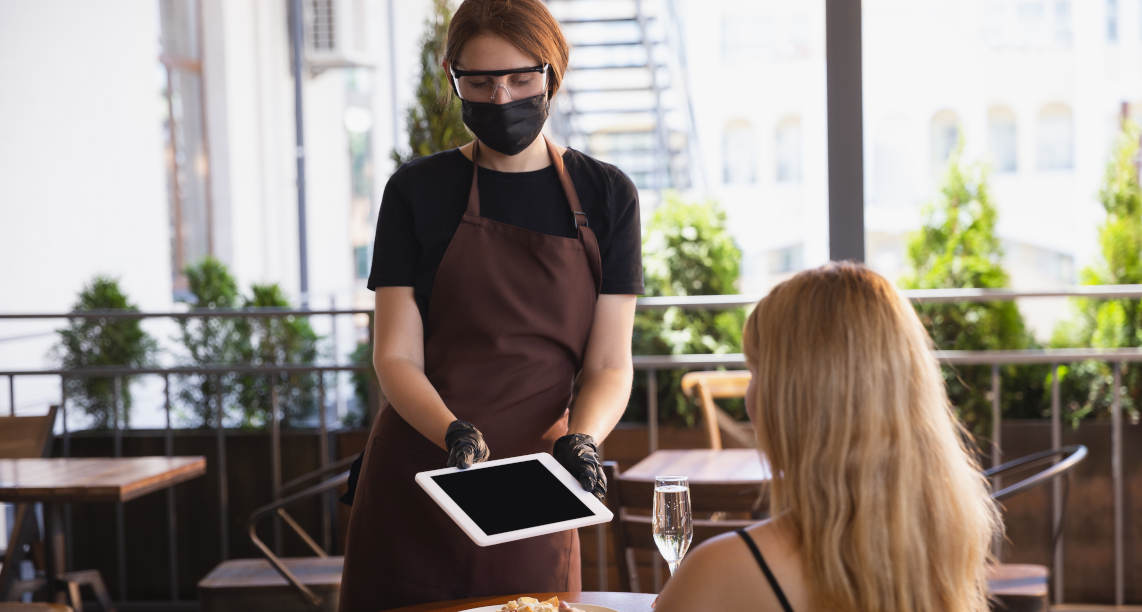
[735,528,794,612]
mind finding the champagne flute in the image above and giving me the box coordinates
[652,475,693,576]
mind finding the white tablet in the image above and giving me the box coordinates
[415,452,613,547]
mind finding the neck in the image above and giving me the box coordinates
[476,135,550,172]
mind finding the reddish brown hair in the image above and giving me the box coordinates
[443,0,570,98]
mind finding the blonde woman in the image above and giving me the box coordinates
[655,262,1001,612]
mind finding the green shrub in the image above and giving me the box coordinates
[393,0,468,164]
[50,276,158,429]
[174,257,248,427]
[1051,120,1142,423]
[344,337,377,428]
[901,144,1046,437]
[233,284,323,428]
[630,194,745,426]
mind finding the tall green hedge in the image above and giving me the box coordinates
[393,0,468,165]
[901,145,1046,436]
[631,194,745,425]
[1052,120,1142,422]
[51,276,158,429]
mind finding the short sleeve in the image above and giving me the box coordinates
[600,171,644,295]
[366,176,417,290]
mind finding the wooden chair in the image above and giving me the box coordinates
[603,461,766,593]
[198,457,354,612]
[679,371,753,450]
[1,406,53,602]
[1,406,57,588]
[985,445,1088,612]
[0,406,114,612]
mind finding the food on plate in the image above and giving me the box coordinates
[496,595,585,612]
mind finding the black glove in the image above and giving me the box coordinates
[445,419,490,469]
[339,451,364,506]
[553,433,606,501]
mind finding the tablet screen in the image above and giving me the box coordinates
[430,459,594,536]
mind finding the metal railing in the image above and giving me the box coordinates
[1,306,371,610]
[2,284,1140,606]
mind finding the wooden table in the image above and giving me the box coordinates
[0,457,206,503]
[622,449,770,484]
[0,457,206,609]
[387,591,657,611]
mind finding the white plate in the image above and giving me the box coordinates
[459,604,618,612]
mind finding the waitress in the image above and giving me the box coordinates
[338,0,643,609]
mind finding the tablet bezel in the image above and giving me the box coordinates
[415,452,614,547]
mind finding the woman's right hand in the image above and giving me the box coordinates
[445,419,490,468]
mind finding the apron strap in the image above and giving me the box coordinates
[544,138,589,231]
[466,140,482,217]
[466,138,590,231]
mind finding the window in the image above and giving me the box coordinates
[862,0,1141,323]
[988,106,1019,173]
[983,0,1072,48]
[768,243,805,274]
[722,120,758,185]
[775,116,803,183]
[1036,103,1074,171]
[870,115,916,208]
[354,245,370,280]
[158,0,211,299]
[1107,0,1118,42]
[720,1,811,62]
[930,110,961,169]
[1054,0,1072,44]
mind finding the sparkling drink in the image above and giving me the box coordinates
[652,478,693,575]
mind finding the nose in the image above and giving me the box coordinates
[490,82,512,104]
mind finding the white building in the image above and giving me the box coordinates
[4,0,1142,422]
[676,0,1142,340]
[0,0,434,422]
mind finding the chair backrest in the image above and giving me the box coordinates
[603,461,765,592]
[984,445,1087,502]
[246,456,355,610]
[680,371,751,450]
[0,405,58,459]
[985,445,1087,566]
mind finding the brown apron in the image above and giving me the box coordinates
[339,137,602,611]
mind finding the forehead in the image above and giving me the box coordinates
[455,33,540,71]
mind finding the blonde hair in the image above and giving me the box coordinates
[742,262,1000,611]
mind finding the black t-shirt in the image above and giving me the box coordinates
[367,147,644,319]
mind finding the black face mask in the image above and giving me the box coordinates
[461,93,548,156]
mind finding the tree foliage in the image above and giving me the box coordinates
[344,337,376,428]
[631,194,745,425]
[173,258,324,428]
[232,283,322,428]
[175,257,247,427]
[392,0,468,165]
[51,276,158,429]
[902,145,1046,436]
[1052,120,1142,422]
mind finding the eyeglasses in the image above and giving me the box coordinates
[449,64,550,102]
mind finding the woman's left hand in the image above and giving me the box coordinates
[553,433,606,500]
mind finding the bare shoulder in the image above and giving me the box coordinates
[655,520,805,612]
[743,519,809,609]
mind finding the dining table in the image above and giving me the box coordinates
[621,448,770,485]
[385,590,657,611]
[0,456,207,609]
